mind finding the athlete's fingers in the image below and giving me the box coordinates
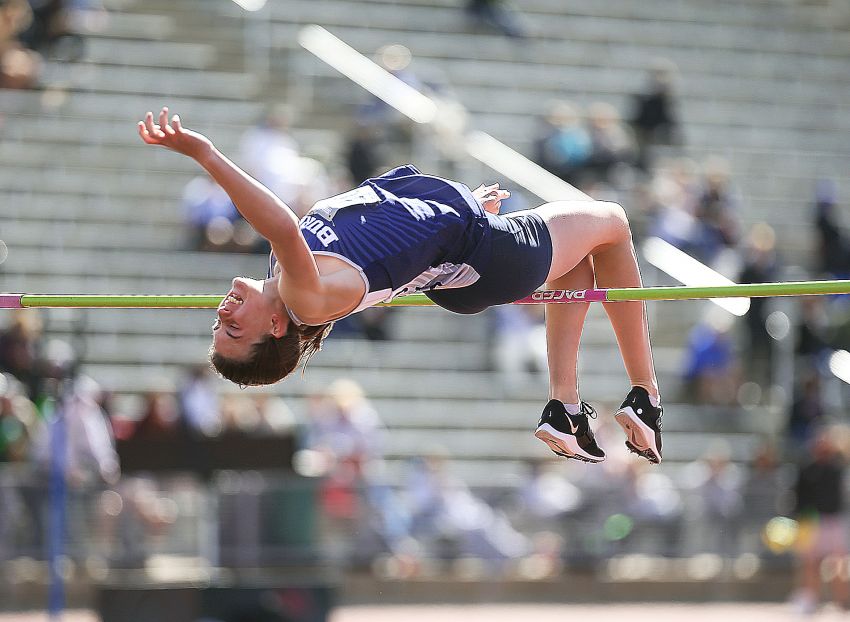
[144,111,165,139]
[159,107,175,136]
[138,121,162,145]
[171,114,182,133]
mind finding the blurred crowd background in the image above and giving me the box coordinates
[2,0,850,619]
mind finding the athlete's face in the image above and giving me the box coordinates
[212,276,288,359]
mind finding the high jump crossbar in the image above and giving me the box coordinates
[1,280,848,309]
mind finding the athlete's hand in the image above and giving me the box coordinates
[472,183,510,214]
[137,107,214,161]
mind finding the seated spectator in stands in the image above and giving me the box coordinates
[177,364,221,438]
[585,101,636,187]
[813,180,850,278]
[788,371,826,447]
[692,156,741,266]
[645,158,702,249]
[0,309,45,401]
[795,296,833,363]
[0,0,41,89]
[18,0,84,61]
[355,44,426,163]
[741,441,786,554]
[680,308,741,405]
[345,121,383,185]
[790,427,849,613]
[406,450,530,570]
[239,105,304,208]
[534,100,591,186]
[515,458,583,524]
[618,459,683,557]
[681,440,744,556]
[490,305,546,387]
[738,223,782,385]
[0,373,40,463]
[464,0,528,39]
[129,389,181,441]
[303,378,385,470]
[629,58,681,171]
[181,172,241,251]
[31,375,119,487]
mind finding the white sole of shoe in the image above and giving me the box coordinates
[614,407,662,463]
[534,423,605,463]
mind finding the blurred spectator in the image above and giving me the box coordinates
[682,441,744,556]
[795,296,833,363]
[515,458,583,524]
[534,100,591,186]
[584,101,636,187]
[464,0,528,39]
[0,372,40,463]
[129,390,181,441]
[787,370,826,446]
[742,442,789,554]
[0,309,45,401]
[303,379,385,468]
[629,58,681,171]
[405,451,529,570]
[0,0,41,89]
[790,428,849,613]
[355,44,423,163]
[813,180,850,278]
[645,158,704,252]
[177,364,221,437]
[738,223,782,384]
[31,375,119,487]
[617,460,683,557]
[100,476,178,569]
[680,308,741,405]
[239,105,306,210]
[490,305,546,386]
[345,122,383,185]
[18,0,84,60]
[692,156,741,266]
[181,172,242,252]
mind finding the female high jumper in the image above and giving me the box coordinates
[138,107,663,464]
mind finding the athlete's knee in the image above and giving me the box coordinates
[598,201,631,243]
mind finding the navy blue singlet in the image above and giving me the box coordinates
[270,165,553,322]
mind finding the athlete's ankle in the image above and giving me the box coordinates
[631,383,661,404]
[549,392,580,406]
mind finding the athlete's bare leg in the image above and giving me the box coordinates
[542,256,593,404]
[514,201,659,400]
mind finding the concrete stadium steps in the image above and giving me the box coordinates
[381,427,757,464]
[3,192,187,227]
[0,90,265,124]
[38,330,680,377]
[53,333,491,371]
[268,4,850,60]
[82,37,218,71]
[35,307,488,343]
[39,59,260,100]
[3,247,261,280]
[361,0,837,31]
[1,218,185,252]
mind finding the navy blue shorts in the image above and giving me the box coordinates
[425,211,553,314]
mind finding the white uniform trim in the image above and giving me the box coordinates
[287,252,480,326]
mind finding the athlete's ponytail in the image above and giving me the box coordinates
[209,321,334,386]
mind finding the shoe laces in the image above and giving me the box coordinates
[579,401,597,420]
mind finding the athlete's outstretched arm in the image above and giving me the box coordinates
[137,107,321,293]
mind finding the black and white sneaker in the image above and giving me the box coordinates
[535,400,606,463]
[614,386,663,464]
